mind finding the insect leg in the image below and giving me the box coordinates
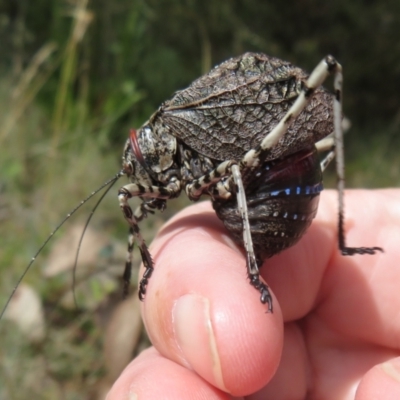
[316,114,351,172]
[122,226,135,297]
[316,136,335,172]
[315,136,334,153]
[231,164,273,312]
[119,202,154,300]
[185,160,235,200]
[332,71,383,256]
[241,55,341,169]
[236,55,381,256]
[320,150,336,173]
[185,160,273,309]
[121,200,167,299]
[118,182,180,300]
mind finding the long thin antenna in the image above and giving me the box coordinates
[0,171,125,321]
[72,175,121,307]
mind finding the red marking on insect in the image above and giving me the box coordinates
[129,129,145,166]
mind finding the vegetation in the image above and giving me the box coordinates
[0,0,399,398]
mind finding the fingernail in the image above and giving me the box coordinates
[381,360,400,383]
[173,294,227,391]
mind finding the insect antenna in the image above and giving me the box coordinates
[0,171,125,321]
[72,172,122,309]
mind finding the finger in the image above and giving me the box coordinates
[313,189,400,345]
[106,347,232,400]
[356,358,400,400]
[139,201,283,397]
[257,189,398,326]
[267,189,400,399]
[247,322,309,400]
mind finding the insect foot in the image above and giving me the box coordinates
[249,274,273,313]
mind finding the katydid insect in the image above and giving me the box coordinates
[1,53,382,318]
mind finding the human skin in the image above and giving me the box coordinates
[107,189,400,400]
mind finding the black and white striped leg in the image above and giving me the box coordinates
[231,164,273,312]
[241,55,342,170]
[332,71,383,256]
[120,181,180,200]
[119,209,154,300]
[185,160,235,200]
[121,199,167,299]
[118,182,179,300]
[236,54,382,257]
[119,200,154,300]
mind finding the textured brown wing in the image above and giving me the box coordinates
[150,53,334,162]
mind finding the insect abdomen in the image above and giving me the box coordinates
[212,147,322,259]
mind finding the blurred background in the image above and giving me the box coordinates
[0,0,399,398]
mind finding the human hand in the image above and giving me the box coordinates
[107,189,400,400]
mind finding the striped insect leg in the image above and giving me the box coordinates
[231,164,273,312]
